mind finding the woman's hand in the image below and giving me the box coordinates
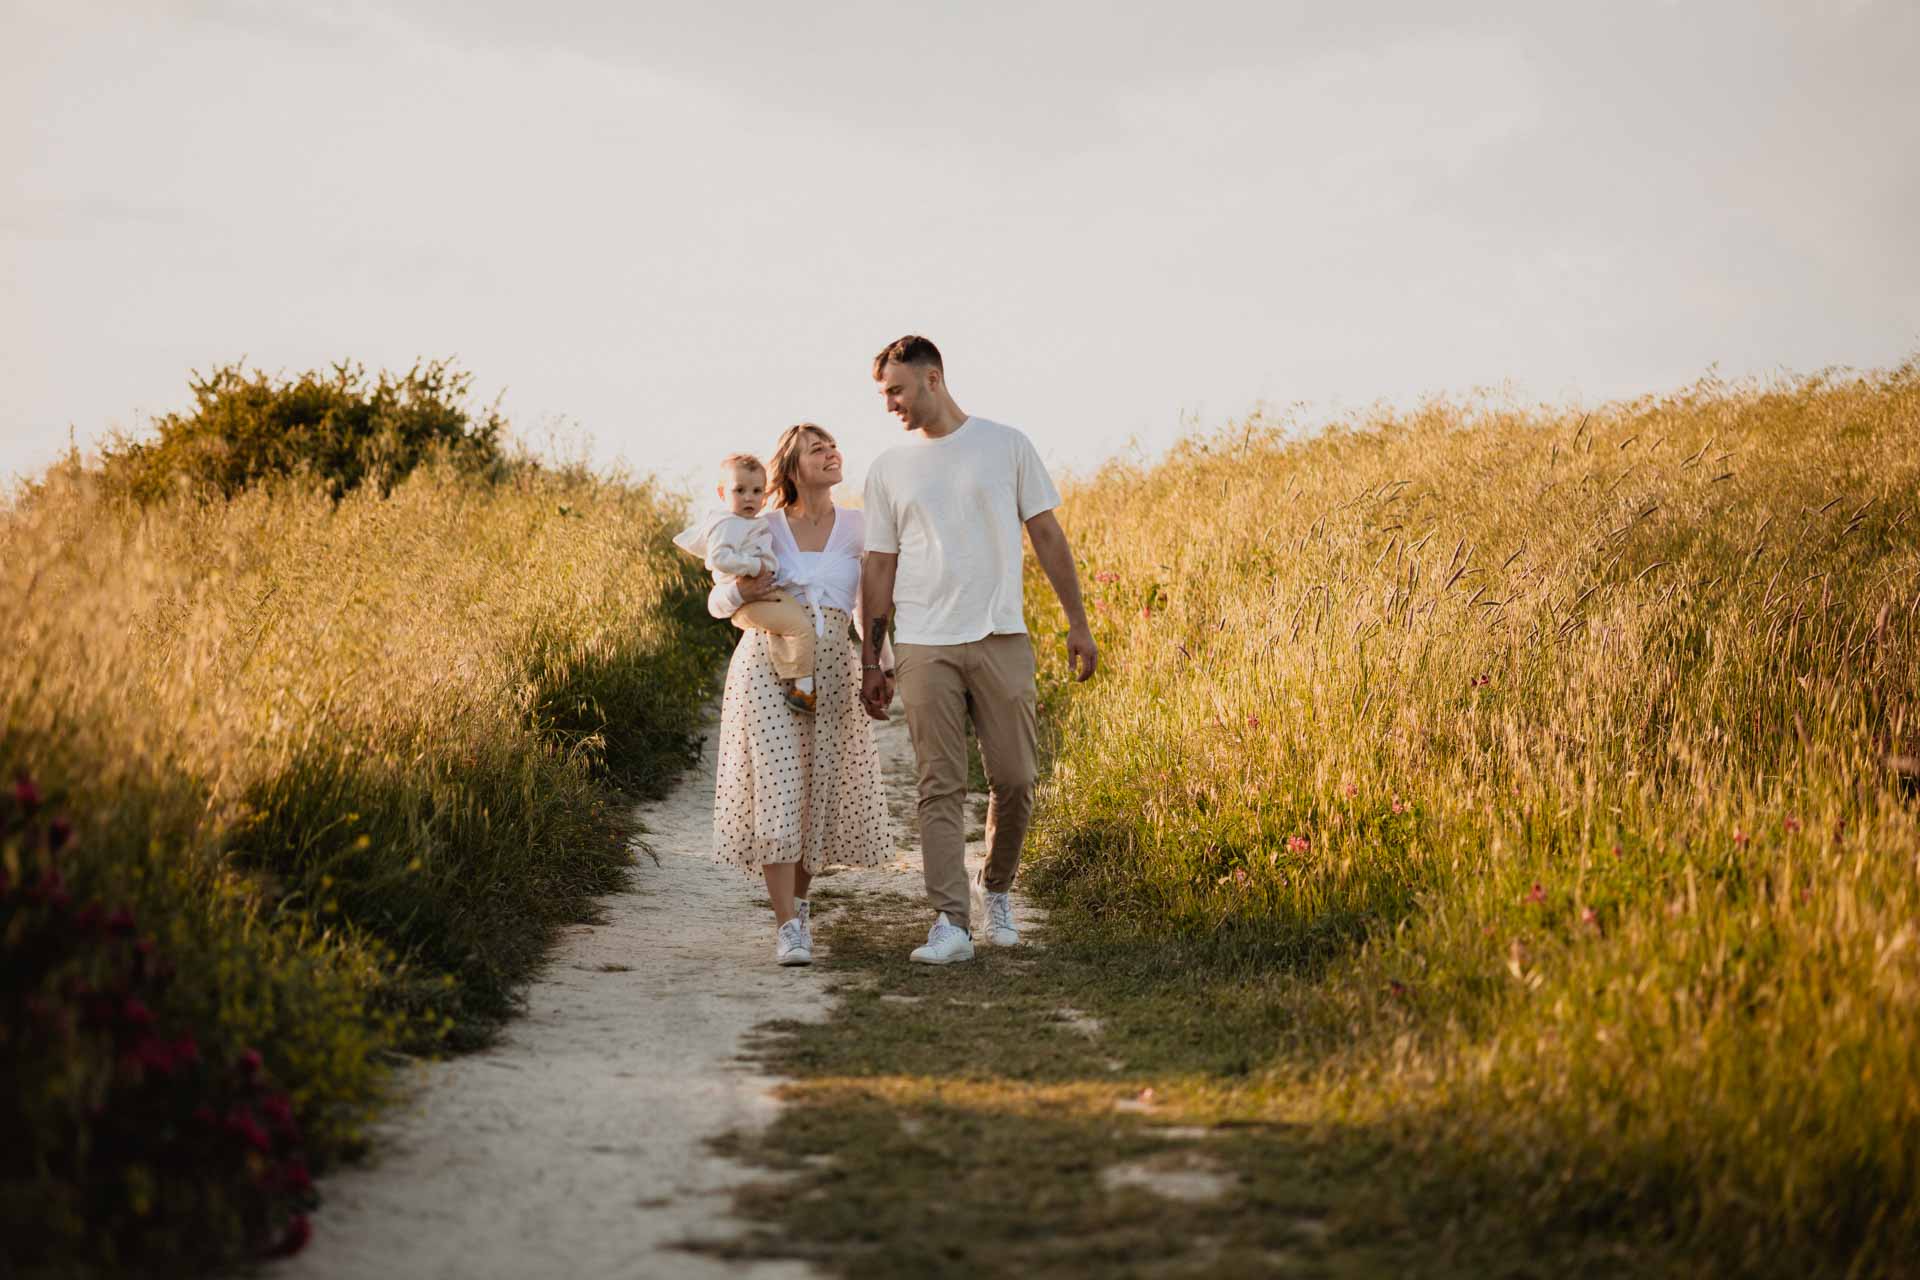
[735,570,776,603]
[860,667,894,720]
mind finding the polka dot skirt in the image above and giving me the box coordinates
[712,607,891,874]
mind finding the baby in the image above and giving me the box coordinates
[673,453,818,713]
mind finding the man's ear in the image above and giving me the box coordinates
[925,366,943,392]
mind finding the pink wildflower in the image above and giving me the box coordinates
[1610,844,1623,859]
[1783,815,1801,834]
[13,773,41,812]
[1732,827,1749,847]
[1526,882,1547,905]
[1246,714,1260,728]
[237,1047,264,1082]
[1287,835,1310,854]
[1232,868,1248,886]
[1095,571,1120,584]
[1580,907,1599,928]
[1391,798,1406,815]
[270,1215,312,1258]
[121,998,155,1028]
[1343,782,1358,799]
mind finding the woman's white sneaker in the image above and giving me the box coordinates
[775,917,812,966]
[795,898,813,950]
[983,890,1019,947]
[909,912,975,965]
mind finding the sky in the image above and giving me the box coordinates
[4,0,1917,496]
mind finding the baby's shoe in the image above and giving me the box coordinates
[782,682,816,714]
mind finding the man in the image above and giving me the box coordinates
[860,335,1098,965]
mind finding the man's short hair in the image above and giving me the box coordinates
[719,452,765,475]
[871,335,943,380]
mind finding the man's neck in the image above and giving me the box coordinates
[914,402,969,440]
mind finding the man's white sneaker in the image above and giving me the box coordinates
[775,918,812,966]
[983,889,1020,947]
[909,912,975,965]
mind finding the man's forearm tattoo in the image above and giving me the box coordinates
[869,614,888,663]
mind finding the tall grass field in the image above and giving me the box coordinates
[1026,363,1919,1271]
[2,366,723,1275]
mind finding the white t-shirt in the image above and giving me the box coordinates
[862,417,1061,646]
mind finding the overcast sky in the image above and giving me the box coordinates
[5,0,1916,495]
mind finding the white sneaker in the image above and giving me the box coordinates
[983,889,1019,947]
[795,898,813,950]
[909,912,975,965]
[775,918,812,966]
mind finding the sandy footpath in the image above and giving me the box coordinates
[277,705,947,1280]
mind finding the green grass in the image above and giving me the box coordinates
[711,360,1919,1279]
[702,892,1699,1278]
[1018,362,1920,1271]
[3,450,726,1274]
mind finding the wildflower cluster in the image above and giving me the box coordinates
[2,775,315,1270]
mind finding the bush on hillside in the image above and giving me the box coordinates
[97,360,506,502]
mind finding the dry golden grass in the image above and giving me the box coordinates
[2,456,719,1271]
[1025,361,1920,1270]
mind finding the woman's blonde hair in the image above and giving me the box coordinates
[766,422,837,509]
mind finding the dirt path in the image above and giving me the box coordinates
[278,705,969,1280]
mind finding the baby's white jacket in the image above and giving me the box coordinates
[671,507,780,583]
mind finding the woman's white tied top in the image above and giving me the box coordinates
[706,506,889,658]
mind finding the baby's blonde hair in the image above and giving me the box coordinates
[719,452,765,476]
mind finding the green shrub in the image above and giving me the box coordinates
[96,360,505,503]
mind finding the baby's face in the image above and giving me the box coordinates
[719,465,767,518]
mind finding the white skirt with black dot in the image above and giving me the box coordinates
[712,608,891,873]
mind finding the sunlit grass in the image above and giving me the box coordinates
[1021,361,1920,1269]
[2,455,721,1272]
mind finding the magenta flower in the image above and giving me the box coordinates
[225,1106,272,1153]
[1526,882,1547,905]
[1287,835,1310,854]
[270,1214,313,1258]
[132,1036,177,1075]
[1391,798,1406,815]
[237,1047,265,1082]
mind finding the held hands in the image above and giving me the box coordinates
[1066,622,1098,682]
[860,667,894,720]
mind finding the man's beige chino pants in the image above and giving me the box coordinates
[894,633,1038,930]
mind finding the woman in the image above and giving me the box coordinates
[708,423,893,966]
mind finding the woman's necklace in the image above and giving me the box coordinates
[790,498,832,528]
